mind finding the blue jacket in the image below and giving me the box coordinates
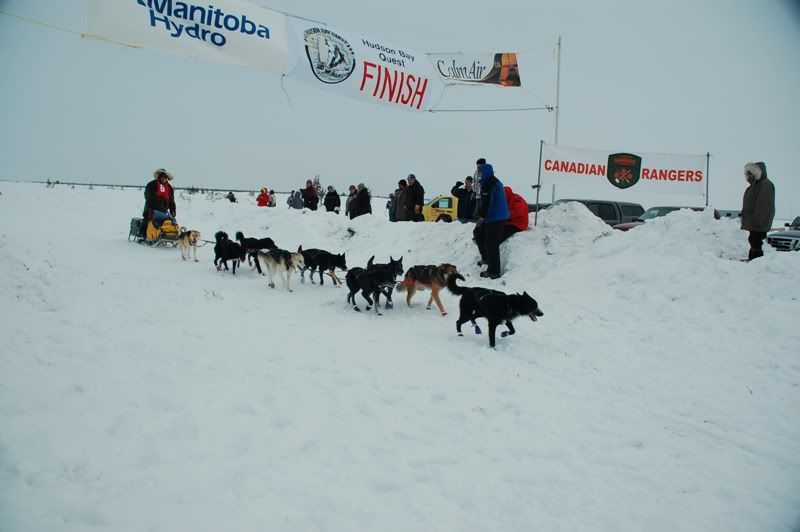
[479,164,509,223]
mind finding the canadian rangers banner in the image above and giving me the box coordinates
[288,19,444,112]
[84,0,291,73]
[428,52,522,87]
[540,144,707,199]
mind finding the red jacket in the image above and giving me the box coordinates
[504,186,529,231]
[144,178,176,217]
[256,191,270,207]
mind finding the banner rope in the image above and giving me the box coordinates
[425,41,557,57]
[429,106,555,113]
[279,75,294,108]
[0,9,142,49]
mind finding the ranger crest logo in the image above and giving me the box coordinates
[607,153,642,189]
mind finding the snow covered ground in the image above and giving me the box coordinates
[1,182,798,532]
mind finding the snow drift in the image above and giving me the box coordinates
[0,182,798,532]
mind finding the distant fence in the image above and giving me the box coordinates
[34,179,262,195]
[25,180,391,200]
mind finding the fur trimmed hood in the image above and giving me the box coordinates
[744,162,767,181]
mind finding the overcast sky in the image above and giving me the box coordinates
[1,0,798,217]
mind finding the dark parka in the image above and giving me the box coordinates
[143,178,176,220]
[451,182,477,220]
[302,186,319,210]
[323,190,341,212]
[394,186,411,221]
[350,187,372,219]
[408,179,425,220]
[741,162,776,232]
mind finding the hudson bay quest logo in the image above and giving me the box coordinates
[136,0,271,47]
[303,28,356,84]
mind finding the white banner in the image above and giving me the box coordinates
[428,52,522,87]
[288,20,444,112]
[540,144,706,199]
[85,0,292,73]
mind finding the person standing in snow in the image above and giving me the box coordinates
[473,163,510,279]
[287,190,304,209]
[472,157,486,216]
[387,193,397,222]
[394,179,412,222]
[451,176,478,222]
[256,187,270,207]
[345,185,357,218]
[741,161,776,261]
[350,183,372,219]
[302,179,319,210]
[407,174,425,222]
[323,186,341,213]
[268,190,277,207]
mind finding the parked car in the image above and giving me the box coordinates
[766,216,800,251]
[422,195,458,222]
[550,199,645,226]
[612,206,721,231]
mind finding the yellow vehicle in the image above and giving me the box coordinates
[422,195,459,222]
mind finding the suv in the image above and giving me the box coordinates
[612,206,721,231]
[550,199,645,226]
[766,217,800,251]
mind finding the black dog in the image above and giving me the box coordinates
[345,255,403,315]
[214,231,247,274]
[447,273,543,348]
[300,249,347,287]
[235,231,277,275]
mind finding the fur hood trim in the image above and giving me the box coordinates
[744,162,762,181]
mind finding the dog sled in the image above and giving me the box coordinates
[128,217,181,247]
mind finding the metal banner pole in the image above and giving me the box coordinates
[534,140,544,227]
[554,36,562,145]
[705,152,711,207]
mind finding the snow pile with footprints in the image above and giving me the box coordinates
[1,182,798,531]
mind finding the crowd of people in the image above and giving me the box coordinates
[138,161,531,279]
[281,179,372,219]
[138,158,776,279]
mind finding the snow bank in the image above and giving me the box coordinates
[1,182,798,532]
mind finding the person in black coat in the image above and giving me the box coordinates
[301,179,319,210]
[323,186,341,213]
[407,174,425,222]
[394,179,412,222]
[451,176,477,222]
[350,183,372,219]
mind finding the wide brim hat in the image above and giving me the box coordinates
[154,168,173,180]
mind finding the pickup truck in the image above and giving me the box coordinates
[550,199,645,226]
[767,217,800,251]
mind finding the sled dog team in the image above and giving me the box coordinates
[176,228,543,347]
